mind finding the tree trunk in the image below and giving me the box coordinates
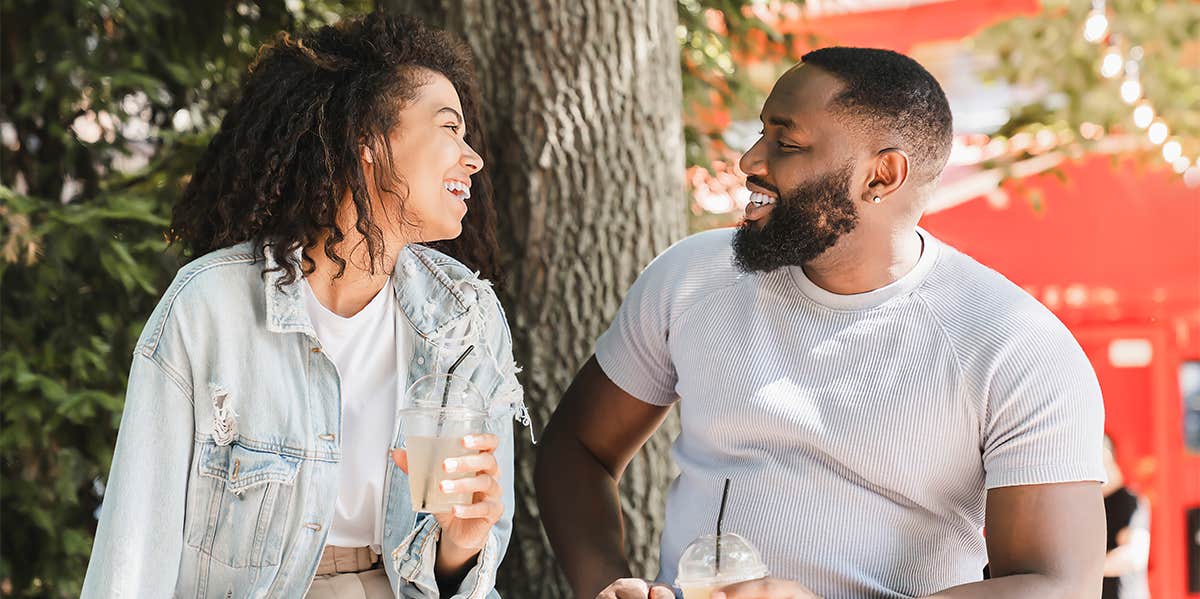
[378,1,686,596]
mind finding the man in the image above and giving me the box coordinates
[535,47,1106,599]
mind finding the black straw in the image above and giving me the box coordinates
[716,478,730,573]
[448,345,475,373]
[421,344,475,511]
[435,345,475,434]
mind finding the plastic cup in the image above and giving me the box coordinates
[400,373,488,514]
[675,533,769,599]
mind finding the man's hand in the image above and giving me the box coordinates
[596,578,676,599]
[713,578,822,599]
[536,356,674,596]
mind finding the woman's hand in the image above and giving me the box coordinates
[392,433,503,578]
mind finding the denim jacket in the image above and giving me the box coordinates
[81,241,528,598]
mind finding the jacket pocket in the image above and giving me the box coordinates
[185,441,302,568]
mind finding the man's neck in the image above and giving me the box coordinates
[801,226,924,296]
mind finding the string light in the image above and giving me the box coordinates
[1100,45,1123,78]
[1185,165,1200,189]
[1148,120,1169,145]
[1119,78,1142,104]
[1132,101,1155,129]
[1119,51,1142,104]
[1162,139,1182,162]
[1083,0,1109,42]
[1083,12,1192,179]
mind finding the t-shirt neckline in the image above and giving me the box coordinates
[303,276,394,328]
[786,228,940,311]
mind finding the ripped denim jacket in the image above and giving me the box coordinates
[81,241,529,598]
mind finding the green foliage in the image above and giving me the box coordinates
[19,0,1191,595]
[677,0,807,168]
[0,0,797,594]
[0,1,367,595]
[970,0,1200,161]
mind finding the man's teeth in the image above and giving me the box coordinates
[443,180,471,200]
[749,191,777,206]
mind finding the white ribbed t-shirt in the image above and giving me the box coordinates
[595,227,1105,598]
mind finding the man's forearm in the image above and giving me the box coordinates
[922,573,1100,599]
[535,433,632,597]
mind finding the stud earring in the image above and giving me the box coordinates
[871,196,882,204]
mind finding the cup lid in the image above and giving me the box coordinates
[675,533,769,585]
[401,373,487,413]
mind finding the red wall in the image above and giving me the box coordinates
[922,154,1200,598]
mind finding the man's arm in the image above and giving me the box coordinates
[535,356,672,598]
[716,482,1105,599]
[923,481,1105,599]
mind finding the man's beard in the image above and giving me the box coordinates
[732,164,860,273]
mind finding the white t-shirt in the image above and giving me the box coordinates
[595,227,1106,599]
[304,278,406,549]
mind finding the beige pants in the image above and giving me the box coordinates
[305,546,392,599]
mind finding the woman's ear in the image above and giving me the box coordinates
[360,144,374,166]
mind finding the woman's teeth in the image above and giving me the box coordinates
[444,180,471,200]
[749,191,777,206]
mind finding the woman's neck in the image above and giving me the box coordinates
[305,235,402,318]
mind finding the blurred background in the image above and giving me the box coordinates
[2,0,1197,597]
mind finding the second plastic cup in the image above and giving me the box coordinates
[675,532,770,599]
[400,373,488,514]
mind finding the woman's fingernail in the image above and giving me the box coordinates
[444,458,459,472]
[452,505,467,516]
[441,480,455,492]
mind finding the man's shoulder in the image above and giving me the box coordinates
[923,242,1059,321]
[645,227,739,282]
[918,240,1080,359]
[637,227,744,310]
[662,226,737,259]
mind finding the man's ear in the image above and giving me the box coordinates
[865,148,909,204]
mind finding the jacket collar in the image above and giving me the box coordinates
[262,243,473,339]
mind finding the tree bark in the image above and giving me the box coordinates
[378,1,686,596]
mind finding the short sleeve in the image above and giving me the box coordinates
[594,248,682,407]
[982,321,1107,489]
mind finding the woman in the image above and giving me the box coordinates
[1101,435,1151,599]
[81,13,525,598]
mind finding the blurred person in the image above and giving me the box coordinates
[1101,436,1151,599]
[536,48,1107,599]
[81,13,525,598]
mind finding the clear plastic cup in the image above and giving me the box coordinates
[675,533,769,599]
[400,373,488,514]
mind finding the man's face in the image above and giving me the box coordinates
[732,163,858,273]
[734,65,865,273]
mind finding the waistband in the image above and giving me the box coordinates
[315,545,381,576]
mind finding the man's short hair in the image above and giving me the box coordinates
[801,47,953,186]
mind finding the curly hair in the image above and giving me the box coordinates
[170,12,500,286]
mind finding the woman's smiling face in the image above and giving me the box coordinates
[367,69,484,245]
